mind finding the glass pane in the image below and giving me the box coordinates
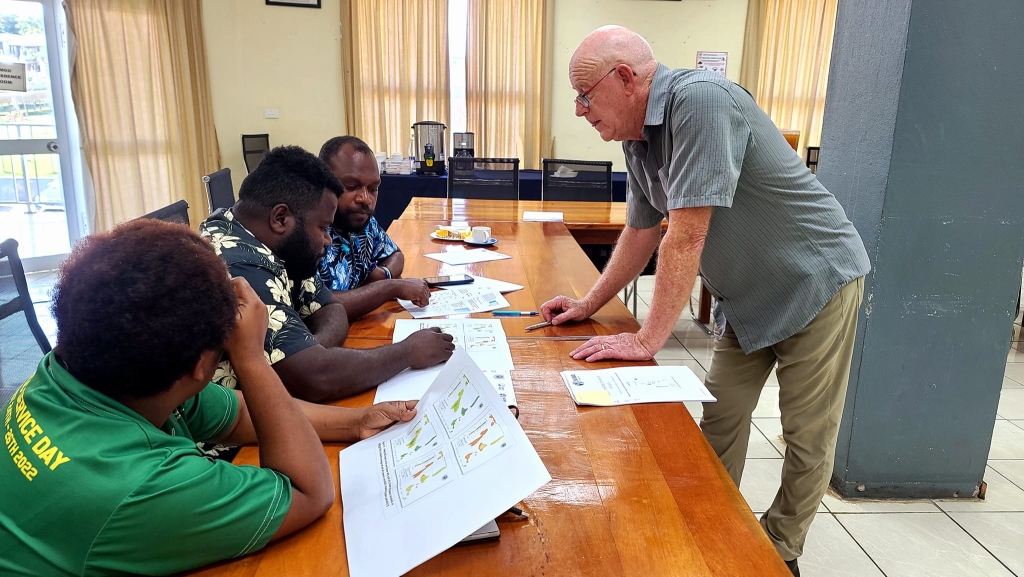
[0,1,56,140]
[0,153,70,258]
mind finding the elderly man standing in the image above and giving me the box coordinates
[541,26,870,576]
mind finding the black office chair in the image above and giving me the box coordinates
[0,238,52,406]
[541,159,613,202]
[203,168,234,213]
[806,146,820,174]
[140,200,190,226]
[242,134,271,174]
[448,157,520,201]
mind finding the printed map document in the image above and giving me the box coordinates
[398,285,510,318]
[423,248,512,266]
[375,320,516,406]
[340,349,550,577]
[560,365,716,406]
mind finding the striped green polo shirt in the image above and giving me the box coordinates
[624,64,871,352]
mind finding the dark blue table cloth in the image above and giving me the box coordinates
[375,169,628,231]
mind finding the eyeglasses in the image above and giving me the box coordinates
[574,68,616,108]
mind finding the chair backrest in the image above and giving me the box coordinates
[806,146,821,174]
[448,157,520,201]
[203,168,235,213]
[241,134,271,173]
[541,159,613,202]
[0,238,52,406]
[140,200,190,226]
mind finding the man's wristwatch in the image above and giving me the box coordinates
[380,266,392,279]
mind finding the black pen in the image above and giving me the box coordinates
[507,506,529,518]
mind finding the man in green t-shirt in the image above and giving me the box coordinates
[0,219,418,576]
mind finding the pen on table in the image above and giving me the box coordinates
[525,321,552,331]
[507,506,529,519]
[492,311,539,317]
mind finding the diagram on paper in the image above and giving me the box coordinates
[398,286,509,318]
[452,412,513,474]
[390,413,441,466]
[396,449,456,508]
[435,372,489,437]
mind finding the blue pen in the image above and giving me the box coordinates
[492,311,539,316]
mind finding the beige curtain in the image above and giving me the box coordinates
[465,0,551,169]
[341,0,450,158]
[739,0,838,156]
[68,0,220,231]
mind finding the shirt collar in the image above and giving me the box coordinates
[643,63,673,127]
[42,352,151,426]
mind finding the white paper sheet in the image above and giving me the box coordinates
[522,211,564,222]
[398,285,510,318]
[392,319,514,370]
[341,349,550,577]
[423,248,512,266]
[374,367,516,407]
[560,365,716,406]
[441,275,523,294]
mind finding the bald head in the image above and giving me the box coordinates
[569,26,658,142]
[569,26,657,89]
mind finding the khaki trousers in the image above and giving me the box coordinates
[701,276,864,561]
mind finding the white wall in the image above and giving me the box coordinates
[201,0,748,179]
[202,0,347,191]
[550,0,749,169]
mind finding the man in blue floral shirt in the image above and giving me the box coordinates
[318,136,431,321]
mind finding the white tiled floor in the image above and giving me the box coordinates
[623,274,1024,576]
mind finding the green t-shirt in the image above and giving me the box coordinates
[0,353,293,576]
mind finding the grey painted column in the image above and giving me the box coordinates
[820,0,1024,498]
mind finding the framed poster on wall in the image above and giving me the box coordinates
[266,0,321,8]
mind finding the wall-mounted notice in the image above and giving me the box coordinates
[0,63,27,92]
[696,51,728,77]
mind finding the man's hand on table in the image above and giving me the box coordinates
[570,332,656,362]
[403,328,456,369]
[393,278,430,306]
[357,401,418,439]
[541,295,595,325]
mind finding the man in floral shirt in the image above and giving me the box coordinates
[317,136,431,321]
[199,146,455,403]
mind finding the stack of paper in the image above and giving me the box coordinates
[375,319,517,406]
[559,365,716,406]
[398,285,510,318]
[423,248,512,266]
[341,349,550,577]
[522,211,564,222]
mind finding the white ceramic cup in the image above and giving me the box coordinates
[471,226,491,243]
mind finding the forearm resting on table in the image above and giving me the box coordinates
[218,390,364,446]
[639,207,711,349]
[273,341,415,403]
[584,225,661,310]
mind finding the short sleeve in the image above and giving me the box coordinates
[87,456,292,575]
[369,219,399,261]
[664,81,751,210]
[624,164,665,229]
[178,384,238,443]
[227,261,318,363]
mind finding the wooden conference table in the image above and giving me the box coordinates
[400,197,713,322]
[187,218,788,577]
